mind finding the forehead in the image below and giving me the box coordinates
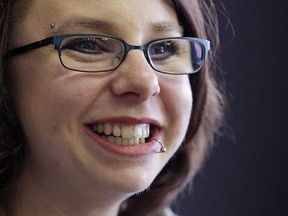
[16,0,182,39]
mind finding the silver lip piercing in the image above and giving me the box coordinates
[151,139,166,153]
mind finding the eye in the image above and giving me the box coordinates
[148,40,176,61]
[62,37,113,54]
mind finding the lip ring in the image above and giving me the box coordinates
[150,139,166,153]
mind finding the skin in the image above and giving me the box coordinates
[8,0,193,215]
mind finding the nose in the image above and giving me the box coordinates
[110,50,160,102]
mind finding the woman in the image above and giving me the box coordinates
[0,0,224,215]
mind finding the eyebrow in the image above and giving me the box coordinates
[55,17,115,34]
[152,21,183,34]
[55,16,183,35]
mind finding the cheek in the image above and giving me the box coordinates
[161,76,193,136]
[162,76,193,117]
[28,80,96,132]
[10,61,99,140]
[158,76,192,158]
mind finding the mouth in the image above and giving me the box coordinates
[87,123,159,145]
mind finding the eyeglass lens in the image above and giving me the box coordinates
[59,35,205,73]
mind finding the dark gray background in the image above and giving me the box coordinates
[173,1,288,215]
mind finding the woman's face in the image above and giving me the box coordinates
[10,0,192,201]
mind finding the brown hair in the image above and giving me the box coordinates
[0,0,30,210]
[0,0,225,215]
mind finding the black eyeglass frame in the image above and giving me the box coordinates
[5,34,210,75]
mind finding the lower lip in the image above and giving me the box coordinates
[84,126,161,157]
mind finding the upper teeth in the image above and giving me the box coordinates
[92,123,150,139]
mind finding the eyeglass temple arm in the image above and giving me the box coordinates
[5,37,55,57]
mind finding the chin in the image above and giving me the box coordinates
[102,167,160,195]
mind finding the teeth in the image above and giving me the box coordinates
[104,136,145,145]
[121,126,133,138]
[91,123,151,144]
[142,127,147,138]
[133,126,143,138]
[107,136,114,143]
[123,138,129,145]
[97,124,104,133]
[104,123,112,135]
[112,125,121,137]
[115,137,122,145]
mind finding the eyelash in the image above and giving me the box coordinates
[149,41,181,60]
[63,37,113,54]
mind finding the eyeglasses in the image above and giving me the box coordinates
[5,34,210,75]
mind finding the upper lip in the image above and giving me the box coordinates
[85,116,162,128]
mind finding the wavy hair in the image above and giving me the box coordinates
[0,0,31,210]
[0,0,225,215]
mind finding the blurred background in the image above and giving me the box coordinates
[173,0,288,215]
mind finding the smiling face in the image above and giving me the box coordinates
[8,0,193,213]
